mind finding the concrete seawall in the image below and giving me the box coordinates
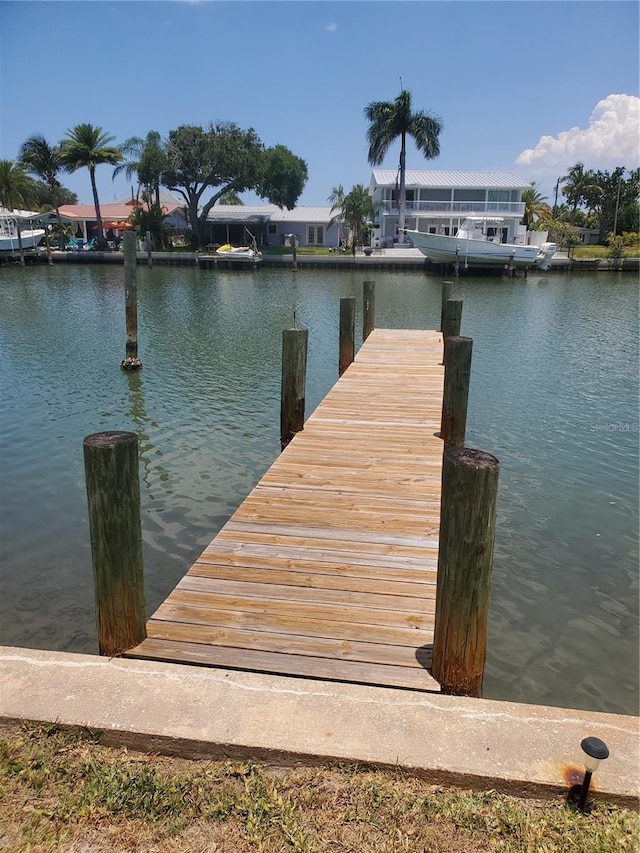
[1,647,637,806]
[16,248,640,273]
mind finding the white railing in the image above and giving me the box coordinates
[378,201,525,216]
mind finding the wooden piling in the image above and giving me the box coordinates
[432,446,499,697]
[440,281,453,332]
[280,326,308,450]
[363,280,375,341]
[83,431,146,657]
[146,230,153,268]
[442,298,463,341]
[290,234,297,271]
[16,221,25,267]
[441,336,473,448]
[339,296,356,376]
[121,231,142,370]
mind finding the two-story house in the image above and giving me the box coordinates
[369,170,530,247]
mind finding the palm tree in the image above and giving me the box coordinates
[341,184,375,256]
[113,130,166,212]
[219,189,244,205]
[561,163,601,218]
[521,183,552,228]
[364,89,442,238]
[19,134,65,248]
[327,184,347,248]
[60,124,122,248]
[0,160,38,210]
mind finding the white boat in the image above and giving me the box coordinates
[0,208,46,252]
[215,243,261,261]
[404,217,556,270]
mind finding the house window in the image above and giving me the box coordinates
[307,226,324,246]
[488,190,511,203]
[267,223,277,234]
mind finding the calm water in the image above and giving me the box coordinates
[0,263,637,715]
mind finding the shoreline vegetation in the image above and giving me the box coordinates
[1,723,638,853]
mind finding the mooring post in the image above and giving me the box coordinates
[441,297,463,364]
[432,446,499,697]
[440,280,453,332]
[16,221,25,267]
[441,336,473,447]
[454,247,460,278]
[363,280,375,341]
[121,231,142,370]
[339,296,356,376]
[83,431,146,657]
[280,326,308,450]
[290,234,297,271]
[146,230,153,269]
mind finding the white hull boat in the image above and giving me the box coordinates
[405,217,556,270]
[0,228,46,252]
[0,208,46,252]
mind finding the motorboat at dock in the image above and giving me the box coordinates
[404,217,556,270]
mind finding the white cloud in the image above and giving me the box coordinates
[325,22,338,33]
[516,94,640,172]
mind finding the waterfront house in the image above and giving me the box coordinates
[56,190,186,244]
[204,205,339,249]
[368,169,531,247]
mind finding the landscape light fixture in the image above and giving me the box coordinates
[577,736,609,812]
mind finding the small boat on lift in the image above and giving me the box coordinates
[215,243,261,261]
[0,208,46,253]
[404,216,556,270]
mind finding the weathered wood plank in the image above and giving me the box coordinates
[129,638,438,692]
[128,329,445,691]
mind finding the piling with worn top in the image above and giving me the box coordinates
[83,431,146,657]
[339,296,356,376]
[280,327,308,450]
[441,336,473,448]
[121,231,142,370]
[442,298,463,341]
[432,447,499,697]
[440,281,453,332]
[363,280,375,341]
[146,230,153,269]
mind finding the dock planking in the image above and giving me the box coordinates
[126,329,444,691]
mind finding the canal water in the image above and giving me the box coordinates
[0,263,637,715]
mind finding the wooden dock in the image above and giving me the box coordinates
[127,328,445,691]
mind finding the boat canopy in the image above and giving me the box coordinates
[0,207,48,221]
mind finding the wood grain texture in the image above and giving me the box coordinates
[126,329,444,692]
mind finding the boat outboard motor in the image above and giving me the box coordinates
[538,243,557,271]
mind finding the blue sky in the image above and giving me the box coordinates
[1,1,638,207]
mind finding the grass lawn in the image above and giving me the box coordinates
[1,723,638,853]
[570,244,639,259]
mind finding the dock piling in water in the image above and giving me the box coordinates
[432,446,499,697]
[339,296,356,376]
[363,280,375,341]
[121,231,142,371]
[280,326,308,450]
[441,336,473,448]
[83,430,146,657]
[440,281,453,332]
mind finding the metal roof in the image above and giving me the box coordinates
[205,205,335,224]
[371,169,531,189]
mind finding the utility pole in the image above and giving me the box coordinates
[553,177,561,218]
[613,173,623,236]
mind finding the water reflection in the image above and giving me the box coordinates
[0,264,637,715]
